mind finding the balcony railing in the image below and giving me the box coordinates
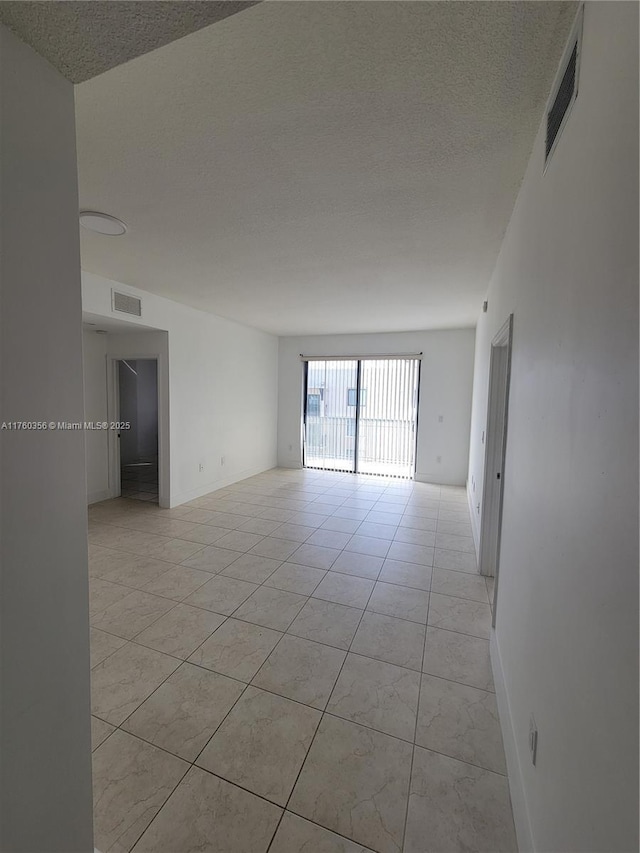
[305,416,416,477]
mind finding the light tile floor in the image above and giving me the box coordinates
[120,455,159,502]
[89,468,516,853]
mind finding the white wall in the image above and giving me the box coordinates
[467,5,638,852]
[82,272,279,506]
[278,330,475,485]
[0,24,94,852]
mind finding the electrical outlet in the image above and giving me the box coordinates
[529,715,538,765]
[288,444,293,452]
[220,456,225,467]
[198,463,204,473]
[438,415,444,423]
[436,455,442,463]
[476,503,480,514]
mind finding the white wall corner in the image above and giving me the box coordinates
[414,471,465,487]
[168,461,277,508]
[490,630,534,853]
[87,489,112,506]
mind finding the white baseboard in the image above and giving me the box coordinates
[467,482,481,560]
[168,460,278,508]
[87,489,111,505]
[490,630,533,853]
[414,472,465,486]
[277,460,303,470]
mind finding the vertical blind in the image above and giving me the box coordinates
[304,359,358,472]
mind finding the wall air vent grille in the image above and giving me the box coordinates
[112,290,142,317]
[545,6,583,169]
[546,42,578,159]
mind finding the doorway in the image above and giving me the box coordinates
[303,356,420,478]
[117,359,159,502]
[478,315,513,625]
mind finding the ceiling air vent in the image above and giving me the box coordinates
[544,5,583,169]
[112,290,142,317]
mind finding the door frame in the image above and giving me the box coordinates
[106,353,169,506]
[301,356,421,478]
[478,315,513,626]
[302,358,359,474]
[353,360,363,473]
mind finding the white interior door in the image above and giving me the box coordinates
[478,316,513,625]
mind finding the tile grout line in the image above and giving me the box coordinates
[91,471,481,851]
[401,528,436,853]
[265,542,389,850]
[262,540,384,853]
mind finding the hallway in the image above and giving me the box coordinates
[89,468,515,853]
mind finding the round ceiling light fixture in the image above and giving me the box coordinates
[80,211,127,236]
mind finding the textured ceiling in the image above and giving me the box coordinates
[0,1,258,82]
[75,1,576,336]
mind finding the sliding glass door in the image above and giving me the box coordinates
[304,359,358,472]
[303,357,420,478]
[357,358,420,477]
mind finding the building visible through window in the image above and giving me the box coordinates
[307,392,321,416]
[347,388,367,407]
